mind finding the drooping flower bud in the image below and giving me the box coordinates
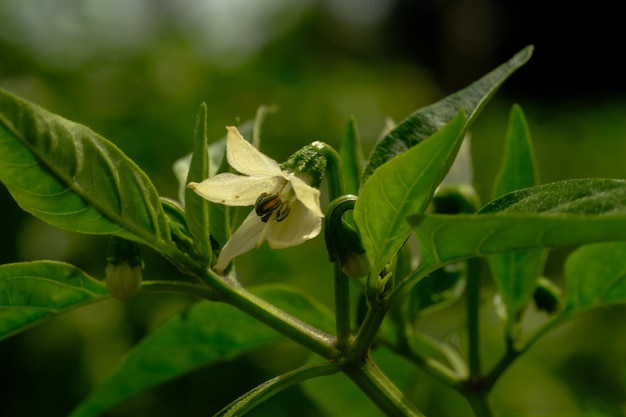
[105,237,144,302]
[324,195,370,278]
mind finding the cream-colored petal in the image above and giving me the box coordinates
[214,211,266,272]
[188,173,284,206]
[225,126,283,177]
[287,174,324,217]
[266,200,322,249]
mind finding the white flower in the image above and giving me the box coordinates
[188,126,324,272]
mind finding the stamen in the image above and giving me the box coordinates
[275,202,291,221]
[255,192,282,218]
[254,181,294,226]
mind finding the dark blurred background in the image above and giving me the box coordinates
[1,1,625,416]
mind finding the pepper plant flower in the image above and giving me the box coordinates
[188,126,324,272]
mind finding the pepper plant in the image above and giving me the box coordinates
[1,45,625,416]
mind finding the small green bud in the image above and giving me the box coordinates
[432,184,481,214]
[324,195,370,278]
[340,251,370,278]
[106,262,143,302]
[106,237,144,302]
[533,277,562,314]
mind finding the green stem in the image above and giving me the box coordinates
[484,311,567,391]
[484,343,519,392]
[350,301,388,360]
[137,241,341,366]
[309,141,344,201]
[219,279,341,360]
[325,196,361,350]
[381,338,464,388]
[215,362,340,417]
[466,257,482,378]
[466,392,494,417]
[163,251,342,360]
[319,144,353,351]
[343,355,425,417]
[334,263,352,351]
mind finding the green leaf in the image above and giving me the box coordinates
[362,45,534,182]
[408,179,626,278]
[488,104,545,333]
[172,116,267,247]
[354,112,466,277]
[69,284,334,417]
[184,103,212,262]
[172,119,255,202]
[159,196,198,257]
[339,116,364,195]
[492,104,539,198]
[481,178,626,215]
[0,87,170,245]
[564,241,626,313]
[0,261,109,340]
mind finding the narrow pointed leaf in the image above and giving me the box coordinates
[339,117,364,195]
[184,103,212,262]
[489,104,545,330]
[354,112,465,277]
[492,104,539,198]
[69,285,334,417]
[0,261,109,340]
[172,118,257,247]
[0,87,170,245]
[409,179,626,274]
[362,45,533,182]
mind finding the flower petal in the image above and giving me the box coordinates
[288,174,324,217]
[226,126,283,177]
[266,200,322,249]
[188,173,284,206]
[214,211,266,271]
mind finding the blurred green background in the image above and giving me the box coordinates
[1,1,625,416]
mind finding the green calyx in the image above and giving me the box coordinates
[281,141,329,188]
[324,195,370,278]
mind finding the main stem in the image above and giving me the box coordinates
[214,272,341,360]
[344,356,425,417]
[466,257,482,378]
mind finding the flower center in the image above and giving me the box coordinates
[253,183,297,248]
[254,189,292,223]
